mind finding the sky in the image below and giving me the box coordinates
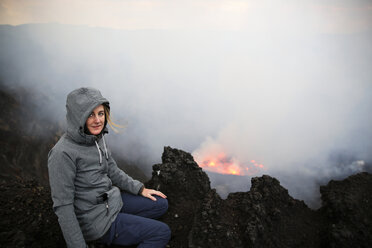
[0,0,371,207]
[1,0,372,33]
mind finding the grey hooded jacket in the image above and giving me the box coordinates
[48,87,143,248]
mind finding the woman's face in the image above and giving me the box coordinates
[85,105,105,135]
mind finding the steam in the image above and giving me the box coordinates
[0,2,371,208]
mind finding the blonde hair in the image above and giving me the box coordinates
[104,105,125,133]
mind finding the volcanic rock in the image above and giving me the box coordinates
[146,146,371,248]
[146,146,211,247]
[189,175,324,248]
[0,179,65,248]
[320,172,372,247]
[0,146,371,247]
[151,147,323,247]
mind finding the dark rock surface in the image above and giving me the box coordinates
[188,175,324,248]
[320,172,372,247]
[0,179,65,248]
[0,147,371,247]
[146,147,372,248]
[146,147,211,247]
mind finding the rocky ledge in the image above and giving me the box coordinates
[147,147,372,248]
[0,146,371,247]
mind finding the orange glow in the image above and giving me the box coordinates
[196,152,265,176]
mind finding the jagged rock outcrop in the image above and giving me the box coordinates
[146,147,211,247]
[189,175,324,248]
[147,146,371,248]
[148,147,325,247]
[320,172,372,247]
[0,146,371,247]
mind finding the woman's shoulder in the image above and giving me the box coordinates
[50,134,81,156]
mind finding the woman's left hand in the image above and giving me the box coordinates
[141,188,167,201]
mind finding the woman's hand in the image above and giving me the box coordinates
[141,188,167,201]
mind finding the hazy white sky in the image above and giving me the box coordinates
[1,0,371,33]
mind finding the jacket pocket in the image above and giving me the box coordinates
[91,187,123,237]
[96,186,122,216]
[107,186,122,209]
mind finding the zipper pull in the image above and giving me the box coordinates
[106,202,109,216]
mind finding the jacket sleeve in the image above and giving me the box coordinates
[48,148,87,248]
[107,155,143,195]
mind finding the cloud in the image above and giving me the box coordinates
[0,0,371,33]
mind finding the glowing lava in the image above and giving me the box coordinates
[196,152,265,176]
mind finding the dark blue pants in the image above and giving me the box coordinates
[100,192,171,247]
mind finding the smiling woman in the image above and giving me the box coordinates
[85,104,105,135]
[48,87,171,248]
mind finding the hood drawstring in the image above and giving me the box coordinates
[102,135,109,160]
[95,136,109,165]
[95,140,102,165]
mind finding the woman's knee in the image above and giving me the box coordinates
[155,196,168,215]
[157,196,168,210]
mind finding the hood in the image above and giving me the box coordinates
[66,87,109,144]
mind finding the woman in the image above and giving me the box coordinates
[48,87,170,248]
